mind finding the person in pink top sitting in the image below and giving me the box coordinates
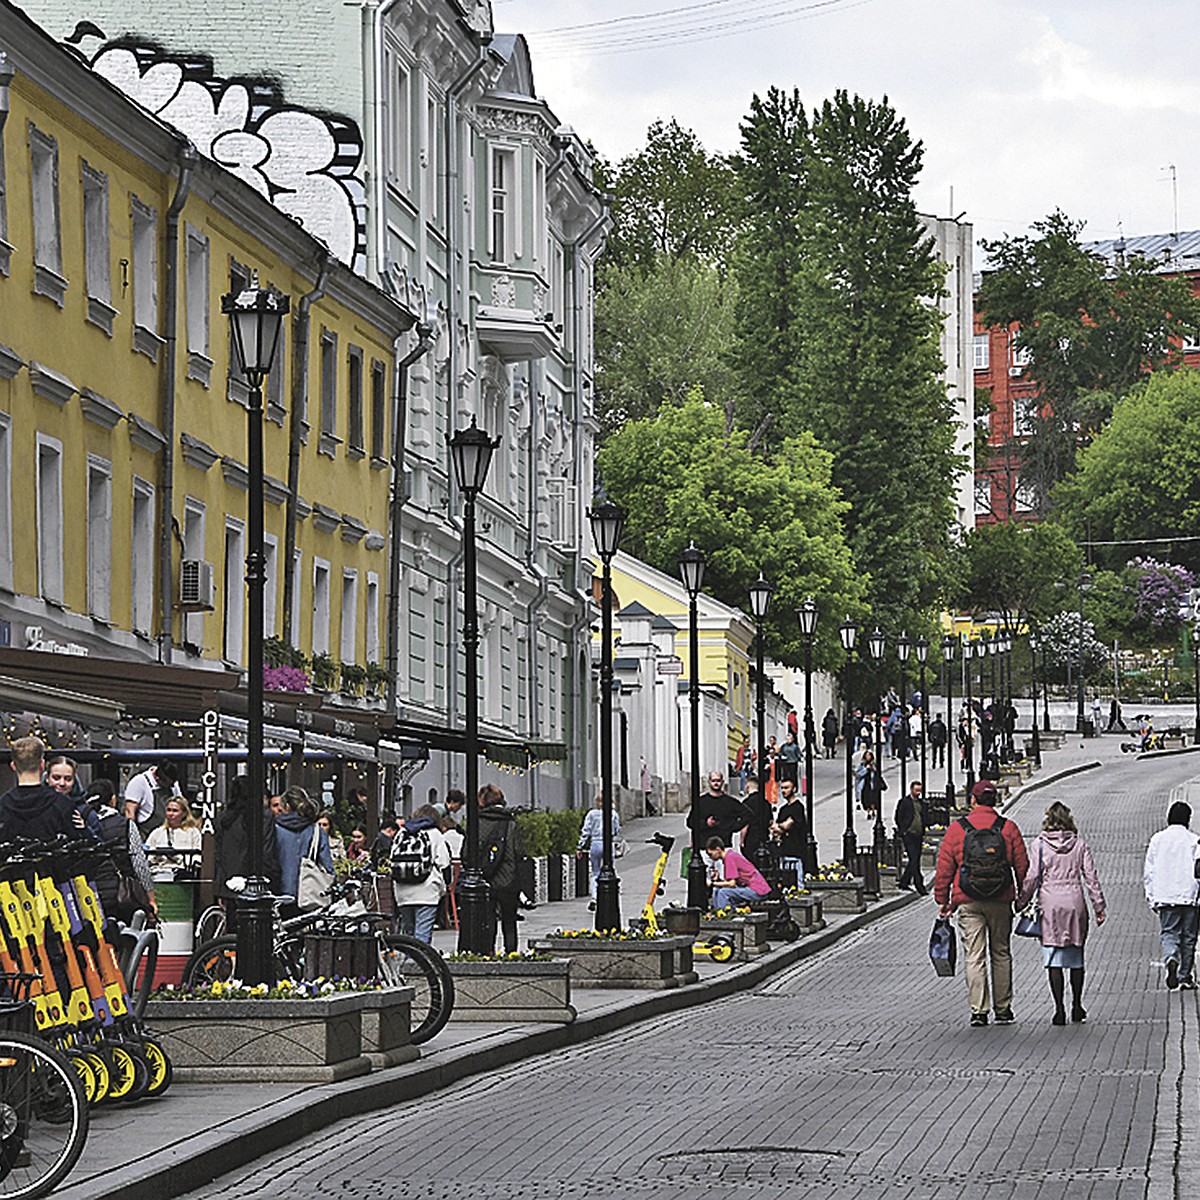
[706,837,771,911]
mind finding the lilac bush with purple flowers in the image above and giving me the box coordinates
[1129,557,1193,633]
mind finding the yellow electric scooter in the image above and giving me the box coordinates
[634,833,735,962]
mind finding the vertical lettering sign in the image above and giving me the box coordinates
[200,708,219,837]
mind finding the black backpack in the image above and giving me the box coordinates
[389,827,434,885]
[957,815,1011,899]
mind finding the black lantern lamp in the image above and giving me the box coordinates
[680,543,709,909]
[222,274,290,987]
[839,617,859,865]
[915,635,929,808]
[747,575,773,880]
[866,628,886,861]
[796,597,819,875]
[450,417,501,953]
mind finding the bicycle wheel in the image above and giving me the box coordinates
[183,938,295,989]
[101,1045,136,1102]
[63,1054,98,1107]
[194,905,226,946]
[378,935,454,1045]
[0,1032,89,1198]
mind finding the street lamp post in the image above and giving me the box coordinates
[896,632,911,809]
[942,634,956,824]
[963,636,976,794]
[797,598,820,876]
[1193,623,1200,746]
[867,627,887,862]
[223,275,289,986]
[680,543,709,910]
[450,418,501,954]
[589,500,626,932]
[839,618,859,866]
[915,635,929,810]
[1077,572,1091,734]
[1030,633,1042,766]
[748,574,773,881]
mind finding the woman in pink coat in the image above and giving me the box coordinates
[1016,801,1106,1025]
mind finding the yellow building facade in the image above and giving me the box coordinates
[0,4,411,684]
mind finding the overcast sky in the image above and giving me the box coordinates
[493,0,1200,251]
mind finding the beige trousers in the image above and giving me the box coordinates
[956,899,1014,1015]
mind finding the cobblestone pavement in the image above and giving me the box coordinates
[182,752,1200,1199]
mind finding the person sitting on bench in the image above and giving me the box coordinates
[706,837,772,911]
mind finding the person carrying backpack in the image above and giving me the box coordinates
[477,783,526,955]
[934,780,1029,1027]
[391,805,450,944]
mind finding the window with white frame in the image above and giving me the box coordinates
[182,499,206,649]
[384,44,411,189]
[550,237,564,323]
[340,569,358,663]
[974,475,992,517]
[1013,394,1037,436]
[1009,339,1032,372]
[227,260,251,406]
[1014,477,1037,513]
[82,163,114,334]
[533,159,546,266]
[973,332,989,371]
[312,559,331,657]
[86,456,112,621]
[266,316,286,425]
[36,435,63,605]
[423,92,442,216]
[131,197,160,359]
[319,329,339,455]
[29,124,64,303]
[131,478,155,635]
[222,519,245,663]
[365,572,380,664]
[0,413,11,590]
[409,581,427,704]
[0,120,9,273]
[263,533,278,639]
[490,146,518,264]
[185,225,211,384]
[347,346,364,455]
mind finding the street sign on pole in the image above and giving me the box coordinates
[658,656,684,675]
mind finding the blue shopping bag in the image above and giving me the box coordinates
[929,915,957,977]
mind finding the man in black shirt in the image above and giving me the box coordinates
[0,736,77,841]
[772,777,809,888]
[687,772,752,850]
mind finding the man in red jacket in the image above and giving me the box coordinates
[935,780,1029,1027]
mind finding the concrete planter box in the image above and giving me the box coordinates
[360,987,421,1068]
[144,992,374,1083]
[700,912,770,960]
[786,895,825,932]
[809,879,866,913]
[530,936,698,990]
[448,959,575,1023]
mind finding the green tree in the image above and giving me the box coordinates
[596,391,866,669]
[952,520,1084,637]
[978,211,1200,513]
[1055,370,1200,574]
[601,118,739,271]
[594,255,740,435]
[735,89,959,629]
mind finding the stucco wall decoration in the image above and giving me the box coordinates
[72,29,366,268]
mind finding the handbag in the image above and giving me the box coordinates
[114,874,154,923]
[929,915,957,977]
[1015,845,1043,939]
[297,824,334,912]
[615,837,630,859]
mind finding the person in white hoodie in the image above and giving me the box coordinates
[1144,800,1200,989]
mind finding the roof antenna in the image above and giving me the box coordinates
[1163,165,1178,239]
[1114,219,1125,268]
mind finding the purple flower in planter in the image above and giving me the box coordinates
[264,665,311,693]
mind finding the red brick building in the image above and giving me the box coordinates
[973,230,1200,525]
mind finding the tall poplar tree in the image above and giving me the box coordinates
[735,89,959,628]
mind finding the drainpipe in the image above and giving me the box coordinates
[384,320,436,711]
[281,256,332,645]
[157,140,198,665]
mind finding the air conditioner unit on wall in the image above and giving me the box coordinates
[178,559,216,611]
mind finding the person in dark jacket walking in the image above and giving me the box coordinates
[894,781,928,894]
[85,780,158,922]
[821,709,840,759]
[0,737,77,841]
[477,783,527,953]
[274,787,333,918]
[927,714,948,769]
[214,774,281,928]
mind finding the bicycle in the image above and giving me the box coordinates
[0,973,89,1198]
[182,887,454,1044]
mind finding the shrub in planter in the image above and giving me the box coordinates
[516,810,551,858]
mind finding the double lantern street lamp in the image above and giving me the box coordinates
[1030,633,1042,766]
[450,418,501,955]
[796,598,820,876]
[962,636,976,795]
[866,626,887,861]
[839,617,859,867]
[589,500,627,932]
[914,635,929,812]
[748,575,773,881]
[896,632,911,804]
[222,275,290,987]
[679,543,710,910]
[942,634,956,825]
